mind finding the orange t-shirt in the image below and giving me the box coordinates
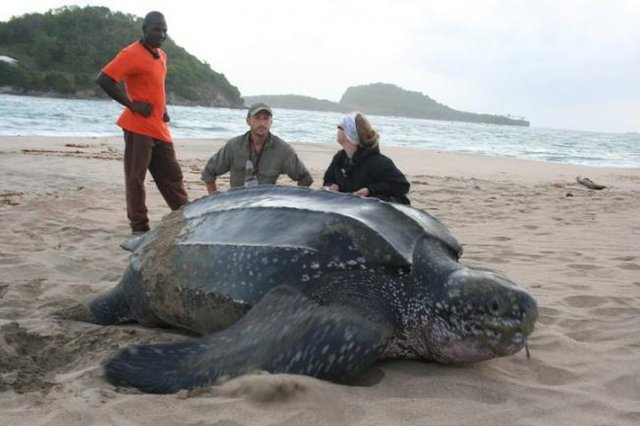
[102,41,172,142]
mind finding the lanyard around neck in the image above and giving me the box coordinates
[247,137,266,173]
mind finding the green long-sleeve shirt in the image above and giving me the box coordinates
[201,131,313,188]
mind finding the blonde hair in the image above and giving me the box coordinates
[354,112,380,149]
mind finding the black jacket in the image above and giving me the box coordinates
[323,147,410,204]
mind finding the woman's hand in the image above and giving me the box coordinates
[205,181,218,194]
[353,187,370,197]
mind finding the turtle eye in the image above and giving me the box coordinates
[489,298,502,316]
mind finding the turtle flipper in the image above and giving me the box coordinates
[89,264,163,326]
[104,285,392,394]
[89,279,132,325]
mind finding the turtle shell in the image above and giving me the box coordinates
[123,186,461,332]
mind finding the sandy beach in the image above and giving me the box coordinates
[1,135,639,425]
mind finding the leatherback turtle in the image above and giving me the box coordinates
[91,185,538,394]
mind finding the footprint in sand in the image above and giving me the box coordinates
[612,256,636,262]
[611,256,640,271]
[567,263,601,271]
[603,375,640,402]
[567,284,591,291]
[590,306,640,317]
[527,362,579,387]
[535,306,563,325]
[538,250,557,255]
[619,263,640,270]
[485,256,509,264]
[566,329,602,343]
[563,295,607,308]
[551,216,567,223]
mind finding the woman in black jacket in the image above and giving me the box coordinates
[322,112,410,204]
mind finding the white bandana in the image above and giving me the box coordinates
[340,113,359,146]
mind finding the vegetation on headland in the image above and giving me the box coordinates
[244,94,351,114]
[0,6,243,107]
[246,83,530,127]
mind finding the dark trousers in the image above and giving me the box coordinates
[124,130,189,231]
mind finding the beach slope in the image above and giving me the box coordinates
[1,136,639,425]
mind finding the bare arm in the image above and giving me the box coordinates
[96,72,152,117]
[201,142,233,192]
[283,148,312,187]
[205,181,217,194]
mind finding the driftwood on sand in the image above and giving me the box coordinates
[576,176,606,190]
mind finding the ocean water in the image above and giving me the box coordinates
[1,94,638,168]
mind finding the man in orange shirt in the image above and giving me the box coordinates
[96,11,188,235]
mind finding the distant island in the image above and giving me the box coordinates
[245,83,530,127]
[0,6,243,108]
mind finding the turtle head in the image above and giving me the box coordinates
[408,265,538,364]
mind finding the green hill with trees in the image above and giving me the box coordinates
[0,6,243,107]
[244,94,351,113]
[246,83,529,127]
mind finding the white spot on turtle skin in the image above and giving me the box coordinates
[325,354,336,370]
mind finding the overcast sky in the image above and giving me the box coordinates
[2,1,639,133]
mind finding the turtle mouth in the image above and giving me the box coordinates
[475,314,536,357]
[493,331,529,356]
[435,329,530,363]
[412,315,535,364]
